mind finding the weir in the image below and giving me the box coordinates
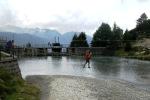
[13,46,107,57]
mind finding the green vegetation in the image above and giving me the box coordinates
[91,12,150,60]
[0,68,40,100]
[118,13,150,60]
[70,32,89,47]
[115,46,150,60]
[0,52,10,59]
[114,49,128,57]
[91,23,123,48]
[69,12,150,60]
[91,23,113,47]
[91,12,150,46]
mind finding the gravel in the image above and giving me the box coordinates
[26,75,150,100]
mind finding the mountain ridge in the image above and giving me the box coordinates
[0,26,92,46]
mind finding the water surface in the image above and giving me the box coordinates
[18,56,150,91]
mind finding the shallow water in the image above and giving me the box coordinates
[18,56,150,91]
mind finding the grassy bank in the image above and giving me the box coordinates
[0,68,40,100]
[115,48,150,61]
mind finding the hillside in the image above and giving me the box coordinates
[134,38,150,49]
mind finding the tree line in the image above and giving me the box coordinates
[70,13,150,51]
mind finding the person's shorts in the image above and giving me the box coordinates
[86,59,90,62]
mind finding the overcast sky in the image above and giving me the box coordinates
[0,0,150,35]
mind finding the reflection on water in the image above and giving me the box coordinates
[18,56,150,90]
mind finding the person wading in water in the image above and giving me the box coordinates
[83,50,92,68]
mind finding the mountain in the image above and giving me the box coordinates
[60,32,79,44]
[33,29,61,42]
[0,26,92,47]
[0,32,49,46]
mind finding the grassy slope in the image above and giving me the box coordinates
[115,42,150,61]
[0,68,40,100]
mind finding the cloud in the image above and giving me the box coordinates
[24,11,101,35]
[0,0,22,27]
[137,0,149,2]
[0,0,150,35]
[0,9,16,26]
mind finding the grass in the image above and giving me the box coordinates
[115,48,150,61]
[114,49,128,57]
[0,68,40,100]
[0,51,11,60]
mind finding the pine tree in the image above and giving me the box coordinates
[137,13,148,26]
[91,23,112,47]
[70,32,89,47]
[70,34,78,47]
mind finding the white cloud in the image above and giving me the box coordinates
[0,0,150,35]
[0,0,19,26]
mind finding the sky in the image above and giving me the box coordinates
[0,0,150,36]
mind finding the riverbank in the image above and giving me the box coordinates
[26,75,150,100]
[115,48,150,61]
[0,68,40,100]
